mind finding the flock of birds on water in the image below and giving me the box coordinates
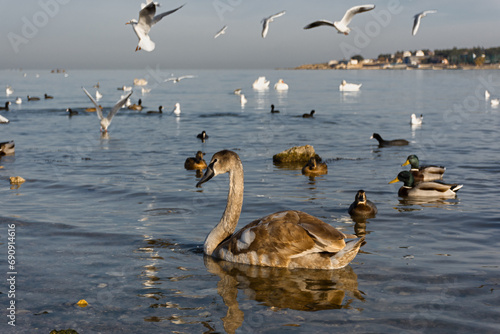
[0,2,473,270]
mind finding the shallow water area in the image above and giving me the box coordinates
[0,69,499,333]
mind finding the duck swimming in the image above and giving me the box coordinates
[196,150,364,269]
[348,190,377,218]
[27,95,40,101]
[66,108,78,116]
[197,130,209,142]
[184,151,207,170]
[371,133,409,147]
[302,157,327,176]
[402,154,445,182]
[0,102,11,111]
[0,141,15,155]
[44,93,54,99]
[128,99,143,111]
[147,106,163,114]
[389,171,462,199]
[302,110,315,118]
[270,104,279,113]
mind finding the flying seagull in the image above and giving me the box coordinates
[304,4,375,35]
[412,10,437,36]
[126,2,184,52]
[261,10,286,38]
[82,87,132,132]
[214,25,227,39]
[164,75,196,83]
[141,0,160,10]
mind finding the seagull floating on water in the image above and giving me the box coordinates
[412,10,437,36]
[410,113,423,125]
[485,90,490,100]
[304,4,375,35]
[214,25,227,39]
[126,2,184,52]
[6,86,14,96]
[82,87,132,132]
[0,114,9,124]
[172,103,181,116]
[15,97,22,105]
[261,10,286,38]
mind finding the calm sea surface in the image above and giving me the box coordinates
[0,68,499,333]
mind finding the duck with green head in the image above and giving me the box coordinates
[402,154,445,182]
[389,171,462,198]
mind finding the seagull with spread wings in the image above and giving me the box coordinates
[126,2,184,52]
[82,87,132,132]
[304,4,375,35]
[412,10,437,36]
[261,10,286,38]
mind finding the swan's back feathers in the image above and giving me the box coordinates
[213,210,349,268]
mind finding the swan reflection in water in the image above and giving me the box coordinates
[204,256,364,333]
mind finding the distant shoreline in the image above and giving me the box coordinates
[288,63,500,70]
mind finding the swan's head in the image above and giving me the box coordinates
[196,150,239,187]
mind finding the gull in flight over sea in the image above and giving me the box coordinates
[412,10,437,36]
[141,0,160,10]
[214,25,227,39]
[82,87,132,132]
[126,2,184,52]
[304,4,375,35]
[261,10,286,38]
[164,75,196,83]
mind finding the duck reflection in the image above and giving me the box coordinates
[204,256,364,333]
[395,197,460,211]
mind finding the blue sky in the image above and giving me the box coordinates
[1,0,499,69]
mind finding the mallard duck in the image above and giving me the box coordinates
[371,133,409,147]
[196,150,364,269]
[270,104,279,113]
[389,171,462,198]
[348,190,377,218]
[0,140,15,155]
[128,98,143,111]
[302,157,327,176]
[197,131,209,142]
[402,154,445,182]
[302,110,315,118]
[184,151,207,170]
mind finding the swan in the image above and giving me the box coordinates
[261,10,286,38]
[126,2,184,52]
[304,5,375,35]
[348,190,377,218]
[389,171,462,199]
[252,77,270,90]
[412,10,437,36]
[184,151,207,170]
[274,79,289,91]
[401,154,445,182]
[339,80,362,92]
[196,150,364,269]
[410,113,423,125]
[82,87,132,132]
[301,157,327,176]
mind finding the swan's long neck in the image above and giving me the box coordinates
[204,161,244,256]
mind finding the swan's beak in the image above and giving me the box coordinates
[196,162,215,188]
[401,159,410,167]
[388,177,400,184]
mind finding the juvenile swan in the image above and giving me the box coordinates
[196,150,364,269]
